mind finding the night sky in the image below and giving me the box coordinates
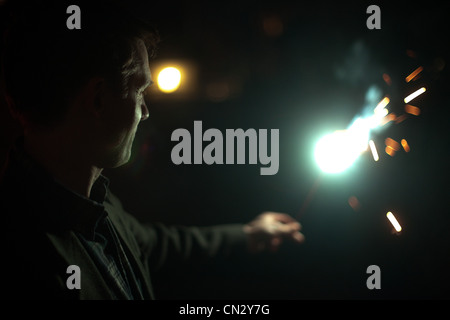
[1,0,450,299]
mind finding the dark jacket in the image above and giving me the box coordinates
[0,140,246,299]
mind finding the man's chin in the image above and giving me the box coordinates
[102,150,132,169]
[112,153,132,168]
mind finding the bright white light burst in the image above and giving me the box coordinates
[314,101,387,174]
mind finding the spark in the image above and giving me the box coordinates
[405,104,421,116]
[404,87,426,103]
[401,139,410,152]
[348,196,360,211]
[405,66,423,83]
[395,114,408,124]
[383,113,396,125]
[368,140,379,161]
[385,146,396,157]
[386,211,402,232]
[385,137,400,151]
[383,73,392,86]
[406,49,417,59]
[374,97,390,115]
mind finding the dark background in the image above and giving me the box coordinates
[1,0,450,299]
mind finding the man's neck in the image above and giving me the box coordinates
[23,130,103,199]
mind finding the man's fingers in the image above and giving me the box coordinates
[270,222,305,241]
[264,212,302,231]
[270,221,302,236]
[292,231,305,243]
[246,212,305,254]
[270,232,304,251]
[289,221,302,230]
[264,212,299,224]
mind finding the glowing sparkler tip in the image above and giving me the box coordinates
[386,211,402,232]
[314,130,362,173]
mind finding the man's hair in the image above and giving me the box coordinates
[0,0,159,127]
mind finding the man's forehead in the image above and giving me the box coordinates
[132,58,152,87]
[135,40,153,86]
[134,66,152,83]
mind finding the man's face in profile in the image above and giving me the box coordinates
[99,39,152,168]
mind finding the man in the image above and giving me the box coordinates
[0,0,304,299]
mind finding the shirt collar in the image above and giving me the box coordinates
[7,137,109,240]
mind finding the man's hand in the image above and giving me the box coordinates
[243,212,305,253]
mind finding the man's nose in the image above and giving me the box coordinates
[141,103,149,121]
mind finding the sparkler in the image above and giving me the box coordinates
[302,57,436,237]
[315,82,426,173]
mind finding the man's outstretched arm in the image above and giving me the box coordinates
[105,191,304,272]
